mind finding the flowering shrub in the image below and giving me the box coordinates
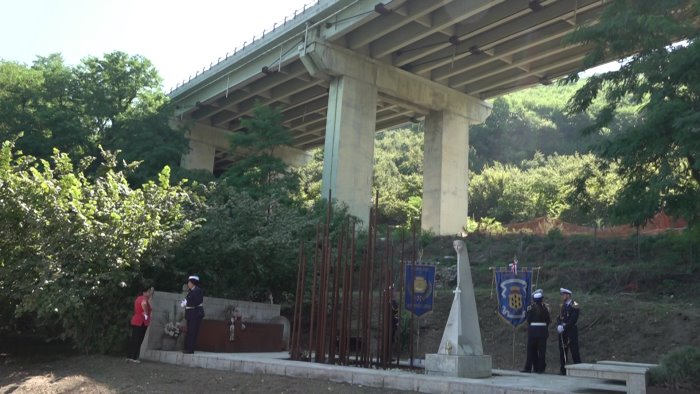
[164,322,180,338]
[0,141,200,353]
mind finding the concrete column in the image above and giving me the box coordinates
[422,110,469,235]
[321,75,377,222]
[274,146,312,168]
[181,139,216,173]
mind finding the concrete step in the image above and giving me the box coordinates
[597,360,657,369]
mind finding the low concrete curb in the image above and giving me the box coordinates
[142,350,621,393]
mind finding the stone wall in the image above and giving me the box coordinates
[141,291,281,352]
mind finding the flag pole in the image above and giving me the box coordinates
[512,326,516,369]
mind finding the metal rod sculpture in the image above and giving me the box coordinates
[291,190,417,369]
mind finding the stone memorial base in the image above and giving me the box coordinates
[424,353,492,378]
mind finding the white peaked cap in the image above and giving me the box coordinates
[533,289,543,299]
[188,275,200,281]
[560,288,572,295]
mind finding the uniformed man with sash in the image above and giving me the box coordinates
[520,289,550,373]
[557,287,581,375]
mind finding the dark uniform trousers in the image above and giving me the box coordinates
[558,301,582,374]
[523,302,550,373]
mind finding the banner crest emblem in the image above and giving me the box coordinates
[404,264,435,317]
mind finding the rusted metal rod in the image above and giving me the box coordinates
[345,221,355,365]
[291,242,302,359]
[397,229,405,367]
[294,190,412,370]
[366,195,378,367]
[338,234,348,364]
[410,219,417,367]
[307,222,320,360]
[328,227,342,363]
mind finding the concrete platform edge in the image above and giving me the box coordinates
[142,350,580,394]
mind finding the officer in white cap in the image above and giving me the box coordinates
[520,289,551,373]
[557,287,581,375]
[182,275,205,354]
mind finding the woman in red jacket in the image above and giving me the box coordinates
[127,282,154,363]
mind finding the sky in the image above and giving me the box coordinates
[1,0,621,92]
[0,0,311,91]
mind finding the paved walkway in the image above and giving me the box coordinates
[141,350,627,393]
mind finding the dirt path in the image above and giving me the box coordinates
[0,354,407,394]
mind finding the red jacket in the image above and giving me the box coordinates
[130,295,152,326]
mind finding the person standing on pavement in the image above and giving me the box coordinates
[520,289,551,373]
[182,275,205,354]
[557,287,582,375]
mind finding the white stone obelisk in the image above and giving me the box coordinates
[425,240,491,378]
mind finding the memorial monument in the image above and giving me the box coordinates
[425,240,492,378]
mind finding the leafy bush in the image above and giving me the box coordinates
[163,184,354,302]
[547,227,564,240]
[164,186,307,301]
[471,217,508,235]
[650,346,700,389]
[0,140,200,353]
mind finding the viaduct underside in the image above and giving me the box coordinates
[170,0,611,234]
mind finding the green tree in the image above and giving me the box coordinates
[0,55,86,159]
[565,0,700,225]
[0,52,188,185]
[0,140,199,352]
[165,186,308,301]
[468,153,620,224]
[223,104,299,204]
[84,52,188,185]
[469,162,530,223]
[295,148,323,207]
[373,126,424,225]
[564,158,622,226]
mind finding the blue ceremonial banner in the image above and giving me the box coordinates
[404,264,435,317]
[495,270,532,327]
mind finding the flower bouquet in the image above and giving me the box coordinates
[164,321,181,338]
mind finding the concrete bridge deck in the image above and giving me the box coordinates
[170,0,619,235]
[142,349,628,393]
[172,0,611,164]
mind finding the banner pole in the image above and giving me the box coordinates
[490,268,496,299]
[512,326,516,369]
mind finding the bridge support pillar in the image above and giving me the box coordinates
[422,110,470,236]
[274,146,312,168]
[321,75,377,221]
[181,138,216,173]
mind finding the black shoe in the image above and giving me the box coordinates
[520,369,531,373]
[560,371,566,376]
[182,350,194,354]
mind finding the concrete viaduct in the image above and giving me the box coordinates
[170,0,610,235]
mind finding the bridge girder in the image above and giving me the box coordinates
[172,0,615,175]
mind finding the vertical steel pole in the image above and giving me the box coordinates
[308,223,320,360]
[410,219,417,367]
[291,242,303,359]
[397,230,405,367]
[329,229,343,363]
